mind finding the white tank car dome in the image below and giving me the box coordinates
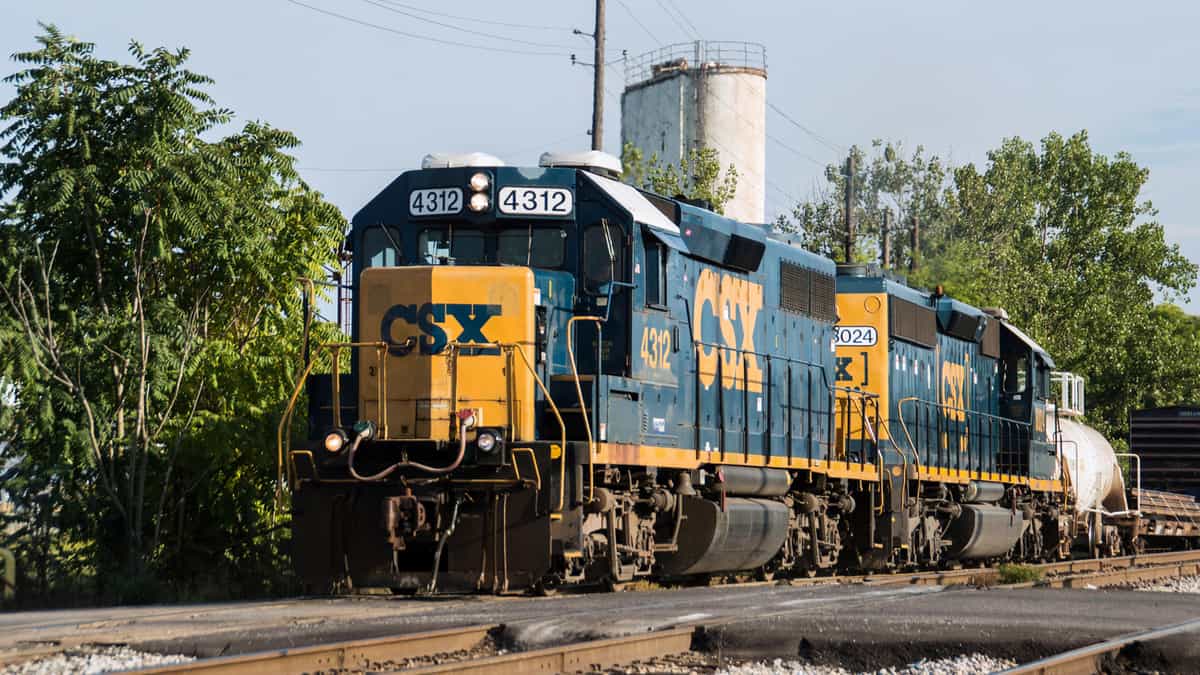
[421,152,506,169]
[538,150,622,179]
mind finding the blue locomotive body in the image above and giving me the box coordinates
[286,153,1080,593]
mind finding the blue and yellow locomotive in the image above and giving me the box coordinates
[283,150,1072,593]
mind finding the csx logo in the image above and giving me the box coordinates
[693,268,764,392]
[941,356,969,452]
[381,303,501,356]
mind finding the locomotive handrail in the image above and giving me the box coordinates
[277,341,388,501]
[690,340,836,464]
[875,415,921,505]
[567,316,604,503]
[691,340,835,390]
[327,341,390,437]
[508,342,568,513]
[277,356,320,506]
[896,396,1033,479]
[833,388,885,513]
[692,340,837,464]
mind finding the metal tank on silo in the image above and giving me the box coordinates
[620,41,767,224]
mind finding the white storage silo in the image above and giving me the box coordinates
[620,41,767,223]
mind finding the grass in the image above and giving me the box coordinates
[997,563,1044,584]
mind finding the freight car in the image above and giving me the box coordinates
[1130,406,1200,498]
[280,150,1195,594]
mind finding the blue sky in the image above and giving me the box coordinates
[2,0,1198,305]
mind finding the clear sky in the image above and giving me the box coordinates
[2,0,1198,305]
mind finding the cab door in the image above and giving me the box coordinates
[577,219,630,377]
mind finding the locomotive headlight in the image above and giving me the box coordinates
[469,171,491,192]
[476,430,498,454]
[323,429,349,454]
[468,192,491,212]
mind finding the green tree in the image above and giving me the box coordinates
[621,142,738,215]
[781,131,1198,441]
[0,26,344,601]
[776,140,949,266]
[923,131,1197,439]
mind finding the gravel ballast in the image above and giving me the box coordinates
[718,653,1018,675]
[1131,574,1200,594]
[0,646,194,675]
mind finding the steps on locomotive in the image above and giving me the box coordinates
[542,374,597,439]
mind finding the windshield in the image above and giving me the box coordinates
[419,226,565,268]
[362,226,402,268]
[419,227,484,264]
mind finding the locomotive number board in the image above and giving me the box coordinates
[835,325,878,347]
[409,188,463,216]
[498,186,574,216]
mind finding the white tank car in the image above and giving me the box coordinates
[1049,373,1129,516]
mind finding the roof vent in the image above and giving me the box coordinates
[422,152,505,169]
[538,150,622,179]
[981,307,1010,321]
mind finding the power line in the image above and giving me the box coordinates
[653,0,697,41]
[283,0,566,56]
[664,0,702,40]
[371,0,573,31]
[298,166,406,173]
[700,86,829,168]
[767,101,845,154]
[615,0,663,46]
[360,0,574,51]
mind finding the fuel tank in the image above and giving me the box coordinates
[943,504,1028,560]
[655,496,789,576]
[1055,417,1128,515]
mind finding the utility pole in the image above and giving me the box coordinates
[843,151,856,263]
[910,214,921,272]
[590,0,606,151]
[880,208,892,269]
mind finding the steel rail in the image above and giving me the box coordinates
[998,617,1200,675]
[404,626,695,674]
[849,548,1200,589]
[131,624,498,674]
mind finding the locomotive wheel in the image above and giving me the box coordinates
[529,577,559,597]
[603,576,630,592]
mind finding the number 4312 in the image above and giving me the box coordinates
[640,327,672,371]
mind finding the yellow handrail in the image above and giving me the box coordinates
[277,341,388,504]
[567,316,603,503]
[277,356,320,507]
[835,390,885,513]
[279,337,567,510]
[510,343,568,512]
[510,447,543,490]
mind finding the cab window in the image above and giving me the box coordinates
[583,222,624,293]
[418,227,484,264]
[643,237,668,307]
[1002,355,1028,396]
[498,227,567,268]
[362,226,402,268]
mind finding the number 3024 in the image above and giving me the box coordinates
[639,327,672,371]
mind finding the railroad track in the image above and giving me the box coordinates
[130,623,695,675]
[852,548,1200,589]
[120,549,1200,674]
[1000,617,1200,674]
